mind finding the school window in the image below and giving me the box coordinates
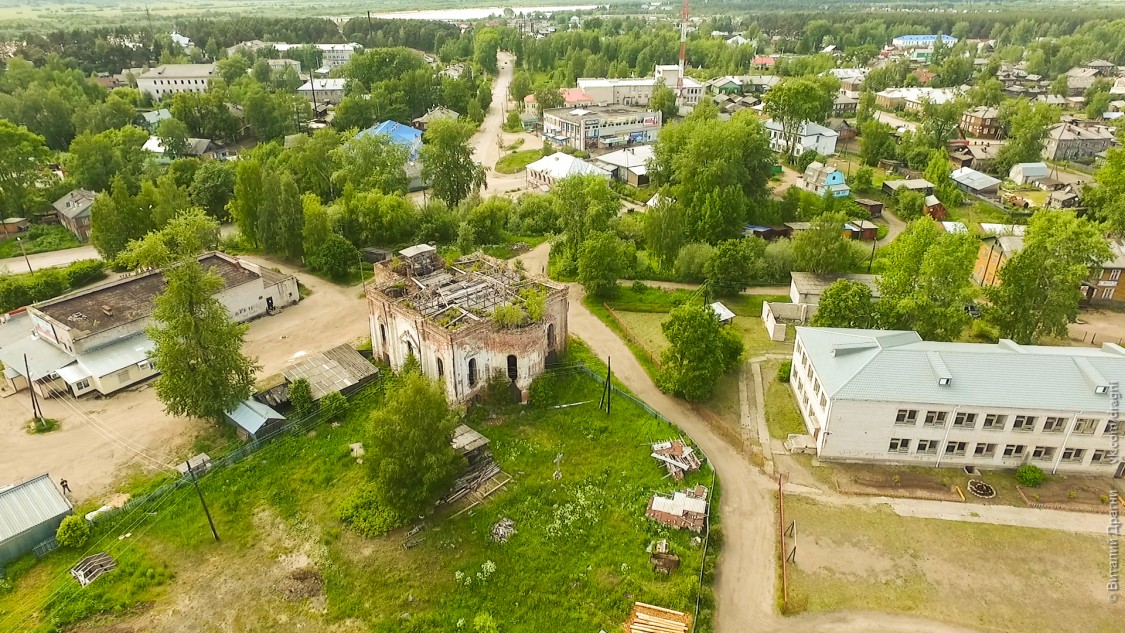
[894,409,918,425]
[916,439,938,454]
[888,438,911,453]
[952,412,976,428]
[923,411,948,427]
[1003,444,1026,458]
[1092,450,1110,463]
[1111,269,1122,281]
[819,393,827,408]
[1073,418,1099,434]
[982,414,1006,430]
[1042,417,1066,433]
[1061,448,1086,462]
[1012,415,1036,432]
[973,443,997,458]
[944,441,967,456]
[1031,446,1056,460]
[1102,288,1114,299]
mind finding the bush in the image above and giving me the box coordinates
[776,360,792,383]
[674,242,713,283]
[56,515,91,548]
[320,392,348,421]
[1016,464,1046,488]
[795,149,822,172]
[339,484,407,537]
[527,374,558,407]
[288,378,315,419]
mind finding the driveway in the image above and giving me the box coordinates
[0,257,369,502]
[515,242,977,633]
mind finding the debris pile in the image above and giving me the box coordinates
[650,440,701,480]
[446,425,501,503]
[646,485,709,533]
[491,518,516,543]
[625,602,691,633]
[649,539,680,574]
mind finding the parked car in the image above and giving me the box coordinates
[964,304,981,318]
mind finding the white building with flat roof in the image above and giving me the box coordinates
[542,106,662,151]
[790,327,1125,476]
[577,64,703,107]
[764,119,839,156]
[297,78,347,104]
[136,64,217,99]
[274,43,359,70]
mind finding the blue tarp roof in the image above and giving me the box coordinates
[355,121,423,159]
[225,399,285,436]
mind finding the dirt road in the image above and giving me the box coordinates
[470,51,542,195]
[0,257,369,502]
[516,241,979,633]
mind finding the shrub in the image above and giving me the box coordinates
[339,484,407,537]
[320,392,348,421]
[288,378,315,419]
[1016,464,1046,488]
[674,242,713,283]
[527,374,558,406]
[776,360,792,383]
[56,515,91,549]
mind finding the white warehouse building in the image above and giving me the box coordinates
[790,327,1125,476]
[136,64,217,99]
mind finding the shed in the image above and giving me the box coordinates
[882,178,935,196]
[0,217,29,236]
[844,219,878,241]
[709,302,735,325]
[282,344,379,400]
[854,198,883,218]
[224,399,285,440]
[924,195,948,220]
[951,167,1001,195]
[361,247,391,263]
[0,474,73,566]
[789,272,880,306]
[741,224,792,240]
[452,424,491,465]
[1009,162,1049,185]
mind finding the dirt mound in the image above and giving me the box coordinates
[280,567,324,601]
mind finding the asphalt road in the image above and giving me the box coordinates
[0,245,99,274]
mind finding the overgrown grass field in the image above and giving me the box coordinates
[0,351,716,632]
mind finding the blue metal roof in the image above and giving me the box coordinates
[0,474,72,543]
[225,399,285,435]
[355,121,423,160]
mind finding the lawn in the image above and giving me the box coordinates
[763,362,806,440]
[495,149,542,174]
[784,496,1122,632]
[0,354,716,633]
[0,225,80,259]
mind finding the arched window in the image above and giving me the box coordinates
[507,355,518,382]
[379,323,387,346]
[468,358,478,387]
[436,358,444,378]
[405,339,414,357]
[546,323,556,349]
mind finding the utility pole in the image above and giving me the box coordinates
[187,460,219,542]
[24,354,43,421]
[16,237,32,273]
[867,235,877,273]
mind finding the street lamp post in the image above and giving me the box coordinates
[16,237,32,273]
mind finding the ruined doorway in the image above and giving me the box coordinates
[507,355,518,382]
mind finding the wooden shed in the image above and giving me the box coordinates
[853,198,883,218]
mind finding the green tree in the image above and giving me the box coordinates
[217,54,251,84]
[859,120,896,167]
[65,126,150,192]
[148,260,259,422]
[1086,92,1112,120]
[705,238,761,296]
[189,160,236,219]
[644,198,685,271]
[366,371,463,517]
[90,175,156,259]
[856,90,876,125]
[75,93,137,134]
[877,218,977,340]
[659,302,744,401]
[331,134,410,195]
[986,212,1111,344]
[277,128,344,201]
[792,212,857,275]
[55,515,91,549]
[309,233,359,280]
[1086,147,1125,235]
[966,78,1004,107]
[650,80,678,123]
[509,71,534,103]
[920,98,966,149]
[156,117,190,158]
[577,231,622,297]
[229,158,266,246]
[333,94,377,131]
[0,120,51,218]
[895,189,926,221]
[420,117,485,207]
[762,76,837,157]
[851,166,874,194]
[553,174,619,259]
[117,208,220,270]
[288,378,315,418]
[810,279,877,328]
[993,100,1060,175]
[473,29,501,73]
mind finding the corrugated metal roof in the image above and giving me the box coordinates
[797,327,1125,412]
[951,167,1001,191]
[283,344,378,400]
[0,474,72,543]
[651,491,707,516]
[77,335,153,377]
[226,399,284,435]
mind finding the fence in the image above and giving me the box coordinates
[602,303,663,369]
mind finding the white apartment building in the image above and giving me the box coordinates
[274,43,359,70]
[297,78,347,104]
[136,64,217,99]
[577,64,704,107]
[790,327,1125,476]
[764,119,839,156]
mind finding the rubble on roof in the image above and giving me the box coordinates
[650,439,702,480]
[646,485,709,532]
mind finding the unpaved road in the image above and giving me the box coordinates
[470,51,543,195]
[0,245,98,273]
[0,257,368,501]
[517,241,981,633]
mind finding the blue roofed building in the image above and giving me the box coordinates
[356,121,423,160]
[224,398,286,440]
[0,474,73,565]
[891,34,957,49]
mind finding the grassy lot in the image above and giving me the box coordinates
[784,496,1122,631]
[0,352,716,633]
[613,310,670,358]
[0,225,80,259]
[763,361,805,440]
[495,149,542,174]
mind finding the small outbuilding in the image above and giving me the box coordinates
[709,301,735,325]
[844,219,878,241]
[282,344,380,401]
[646,485,708,532]
[951,167,1001,196]
[1009,162,1049,185]
[224,399,286,440]
[0,474,73,565]
[853,198,883,218]
[0,217,29,236]
[924,194,948,220]
[882,178,935,196]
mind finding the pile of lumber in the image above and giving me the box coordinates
[624,602,691,633]
[445,454,501,503]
